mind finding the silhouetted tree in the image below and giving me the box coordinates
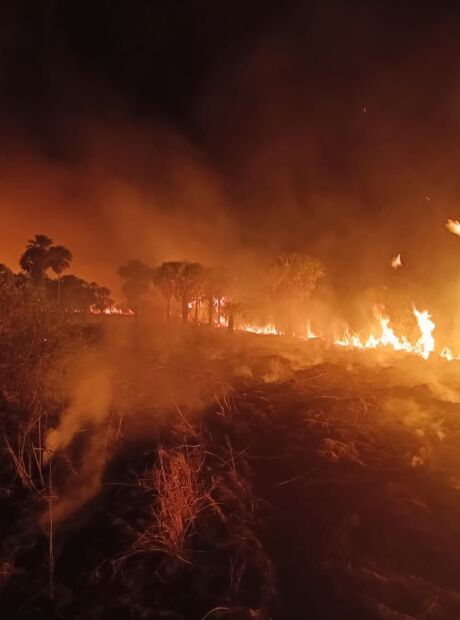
[19,235,73,300]
[224,301,245,332]
[153,261,182,321]
[47,245,73,303]
[19,234,53,283]
[55,275,90,312]
[174,262,206,323]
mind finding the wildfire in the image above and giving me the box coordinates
[90,305,134,315]
[305,321,318,340]
[239,305,458,362]
[413,308,435,360]
[391,254,402,269]
[241,323,279,335]
[440,347,460,361]
[446,219,460,237]
[240,321,319,339]
[334,306,438,359]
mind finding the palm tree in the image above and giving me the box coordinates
[47,245,73,304]
[19,234,53,283]
[153,261,206,323]
[153,261,182,321]
[174,262,205,323]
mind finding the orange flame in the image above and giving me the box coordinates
[446,219,460,237]
[240,304,459,362]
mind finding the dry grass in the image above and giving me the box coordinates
[134,444,219,560]
[3,409,48,493]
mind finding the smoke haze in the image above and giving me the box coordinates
[2,1,460,323]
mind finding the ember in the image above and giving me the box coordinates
[391,253,402,269]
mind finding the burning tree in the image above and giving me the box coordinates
[267,253,325,336]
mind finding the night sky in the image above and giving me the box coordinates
[2,0,460,307]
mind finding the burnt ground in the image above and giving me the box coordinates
[3,331,460,619]
[215,359,460,619]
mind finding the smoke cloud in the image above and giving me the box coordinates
[2,3,460,333]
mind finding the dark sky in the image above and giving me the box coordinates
[1,1,453,142]
[2,0,460,308]
[0,1,301,133]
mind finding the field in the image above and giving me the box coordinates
[2,321,460,619]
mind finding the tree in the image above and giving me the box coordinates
[47,245,73,304]
[174,262,206,323]
[153,261,182,321]
[55,275,89,312]
[267,253,325,336]
[153,261,206,323]
[223,301,245,332]
[19,235,73,299]
[118,259,153,314]
[203,268,226,326]
[88,284,113,314]
[0,264,14,286]
[19,234,53,283]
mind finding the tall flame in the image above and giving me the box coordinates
[413,308,435,360]
[391,254,402,269]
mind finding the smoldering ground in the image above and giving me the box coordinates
[5,303,460,619]
[40,312,460,529]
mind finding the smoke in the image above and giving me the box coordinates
[194,2,460,335]
[45,353,113,458]
[2,2,460,339]
[0,115,242,296]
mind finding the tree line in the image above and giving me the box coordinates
[1,234,114,314]
[117,253,326,334]
[117,259,228,324]
[1,233,326,334]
